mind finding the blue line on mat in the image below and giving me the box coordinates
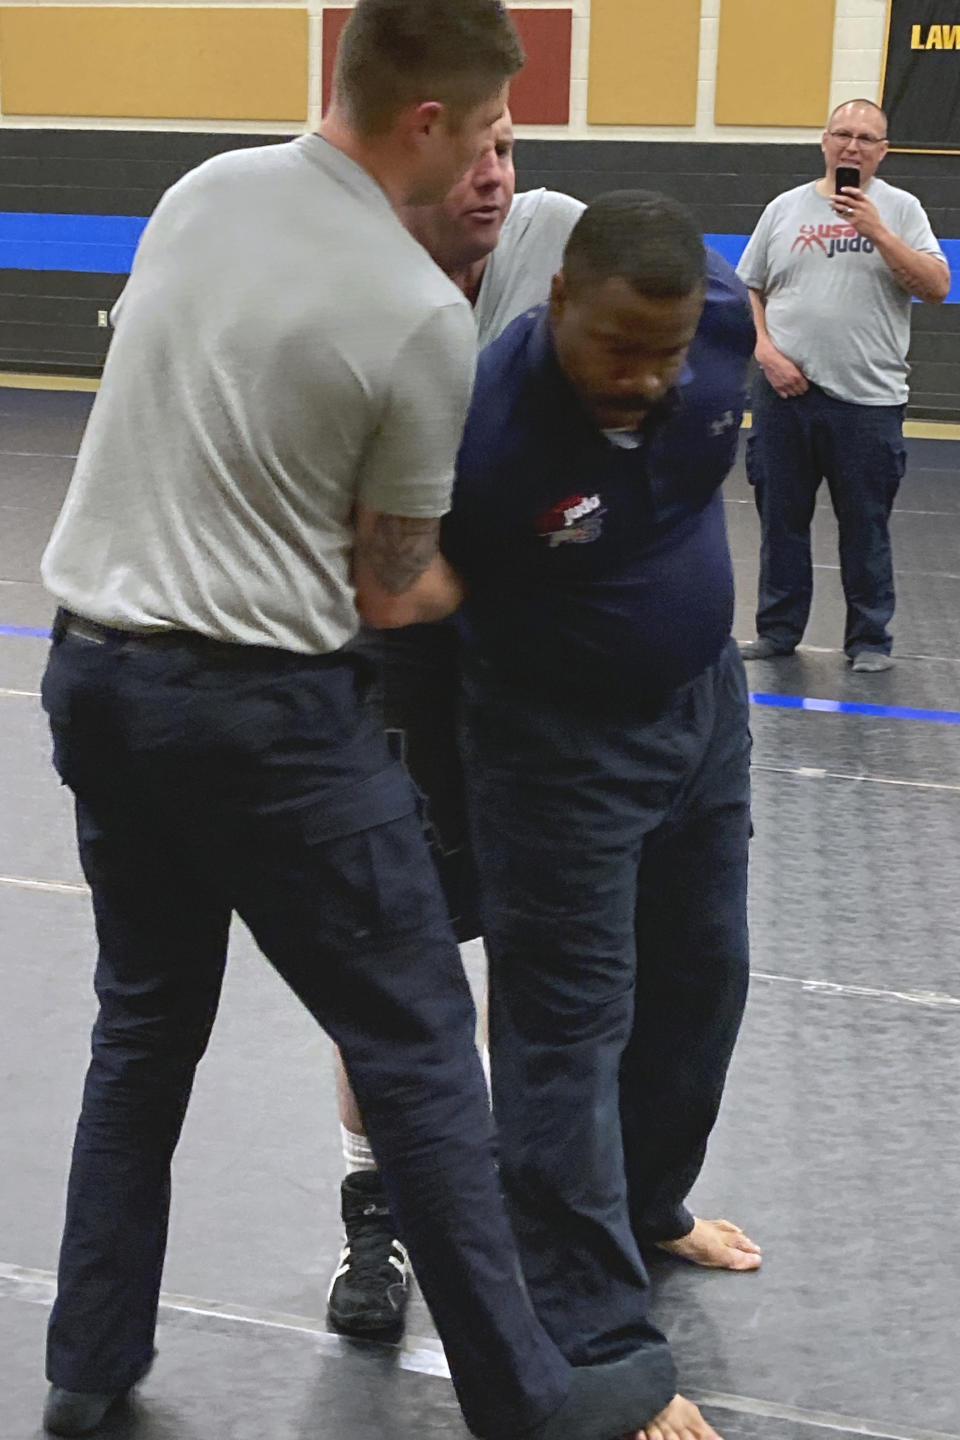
[750,691,960,725]
[2,627,960,725]
[0,624,52,639]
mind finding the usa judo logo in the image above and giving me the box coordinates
[791,223,876,258]
[536,493,606,547]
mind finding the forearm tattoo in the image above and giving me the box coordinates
[360,513,441,595]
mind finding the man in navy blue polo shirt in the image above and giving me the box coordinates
[444,192,761,1371]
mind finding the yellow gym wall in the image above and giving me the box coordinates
[0,1,889,140]
[586,0,701,127]
[0,6,309,123]
[714,0,837,127]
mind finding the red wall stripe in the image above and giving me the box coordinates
[509,10,572,125]
[320,8,349,117]
[321,7,571,125]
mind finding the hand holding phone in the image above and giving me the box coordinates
[835,165,860,197]
[831,165,883,240]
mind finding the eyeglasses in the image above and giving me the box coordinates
[827,129,887,146]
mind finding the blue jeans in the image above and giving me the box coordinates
[40,620,580,1439]
[747,376,907,656]
[461,640,751,1364]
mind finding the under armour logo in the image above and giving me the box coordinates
[710,411,736,437]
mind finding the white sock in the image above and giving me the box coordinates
[341,1124,377,1175]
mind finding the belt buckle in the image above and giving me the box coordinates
[67,618,108,645]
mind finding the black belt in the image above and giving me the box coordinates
[54,607,224,651]
[53,608,340,668]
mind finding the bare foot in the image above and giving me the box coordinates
[632,1393,723,1440]
[657,1217,761,1271]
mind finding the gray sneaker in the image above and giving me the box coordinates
[43,1355,154,1436]
[739,637,794,660]
[43,1388,125,1436]
[851,651,894,672]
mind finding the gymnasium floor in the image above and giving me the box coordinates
[1,381,958,1440]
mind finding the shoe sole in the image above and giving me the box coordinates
[327,1311,405,1343]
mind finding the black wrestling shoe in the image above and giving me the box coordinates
[327,1171,410,1340]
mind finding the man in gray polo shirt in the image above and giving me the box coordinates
[35,4,691,1438]
[737,98,949,671]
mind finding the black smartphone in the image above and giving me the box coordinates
[835,164,860,195]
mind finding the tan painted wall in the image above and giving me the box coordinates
[0,0,891,140]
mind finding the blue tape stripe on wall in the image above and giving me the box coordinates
[1,214,959,298]
[0,213,147,273]
[703,234,749,268]
[704,234,960,303]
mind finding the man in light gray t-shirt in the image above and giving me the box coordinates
[43,136,477,655]
[737,97,949,671]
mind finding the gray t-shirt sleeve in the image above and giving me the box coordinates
[357,301,478,518]
[736,203,776,293]
[534,190,587,239]
[474,189,586,347]
[897,195,948,261]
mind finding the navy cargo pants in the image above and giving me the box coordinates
[747,375,907,658]
[461,639,751,1363]
[40,620,677,1439]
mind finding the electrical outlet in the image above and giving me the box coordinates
[97,309,109,328]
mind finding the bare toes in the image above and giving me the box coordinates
[646,1396,723,1440]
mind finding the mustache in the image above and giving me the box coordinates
[593,391,676,425]
[595,396,653,412]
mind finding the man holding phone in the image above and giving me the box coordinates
[737,99,949,671]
